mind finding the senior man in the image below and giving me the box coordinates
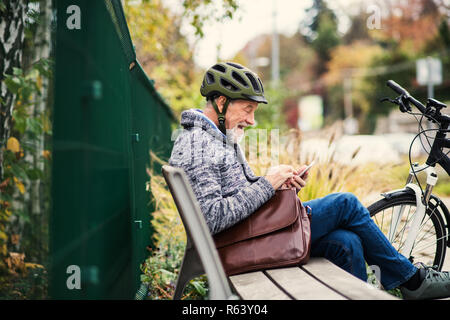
[169,61,450,300]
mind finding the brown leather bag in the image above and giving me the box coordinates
[213,188,312,276]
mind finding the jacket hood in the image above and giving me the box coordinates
[180,109,236,143]
[180,109,219,130]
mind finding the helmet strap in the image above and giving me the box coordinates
[211,97,230,135]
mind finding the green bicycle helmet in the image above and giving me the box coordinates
[200,61,267,135]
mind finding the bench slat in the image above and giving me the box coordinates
[301,258,399,300]
[266,267,346,300]
[229,271,292,300]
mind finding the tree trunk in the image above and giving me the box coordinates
[0,0,27,181]
[29,0,52,262]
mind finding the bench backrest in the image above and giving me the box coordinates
[161,165,235,300]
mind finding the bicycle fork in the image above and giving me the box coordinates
[387,163,438,258]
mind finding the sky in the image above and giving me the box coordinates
[165,0,363,70]
[187,0,313,70]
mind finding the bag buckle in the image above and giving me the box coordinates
[305,205,312,216]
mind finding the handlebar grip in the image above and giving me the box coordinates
[386,80,409,96]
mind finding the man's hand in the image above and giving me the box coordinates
[279,165,309,192]
[264,165,295,190]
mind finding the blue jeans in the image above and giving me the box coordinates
[303,192,417,290]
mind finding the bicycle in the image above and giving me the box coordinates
[367,80,450,271]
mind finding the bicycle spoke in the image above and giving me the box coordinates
[410,223,436,254]
[409,207,440,252]
[397,218,435,253]
[374,210,381,231]
[416,221,437,243]
[396,205,413,246]
[391,204,415,247]
[411,234,447,252]
[391,204,438,248]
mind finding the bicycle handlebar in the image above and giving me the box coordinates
[386,80,408,96]
[386,80,450,123]
[385,81,450,176]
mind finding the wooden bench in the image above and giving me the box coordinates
[162,165,398,300]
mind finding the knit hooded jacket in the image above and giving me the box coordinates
[169,109,275,235]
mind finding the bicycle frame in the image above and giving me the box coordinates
[377,80,450,262]
[381,128,450,257]
[426,122,450,176]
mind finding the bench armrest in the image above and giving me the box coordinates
[162,165,237,300]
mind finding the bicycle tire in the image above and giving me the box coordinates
[367,193,447,271]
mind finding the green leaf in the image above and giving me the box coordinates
[158,269,174,277]
[33,58,53,78]
[2,149,16,163]
[26,117,43,135]
[12,67,23,76]
[0,193,13,203]
[14,117,26,134]
[4,75,21,94]
[190,280,206,296]
[26,168,43,181]
[16,210,30,223]
[20,85,33,101]
[10,164,28,181]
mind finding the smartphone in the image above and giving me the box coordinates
[297,161,315,178]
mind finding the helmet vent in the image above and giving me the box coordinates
[258,78,264,93]
[245,72,260,93]
[205,72,215,84]
[211,64,226,73]
[220,78,239,92]
[231,71,249,87]
[226,62,244,69]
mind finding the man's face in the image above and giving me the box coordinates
[225,99,258,142]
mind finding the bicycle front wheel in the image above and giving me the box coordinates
[367,193,447,271]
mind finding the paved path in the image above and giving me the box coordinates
[300,133,424,165]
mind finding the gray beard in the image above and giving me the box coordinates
[228,126,244,144]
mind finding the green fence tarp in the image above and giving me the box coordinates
[50,0,174,299]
